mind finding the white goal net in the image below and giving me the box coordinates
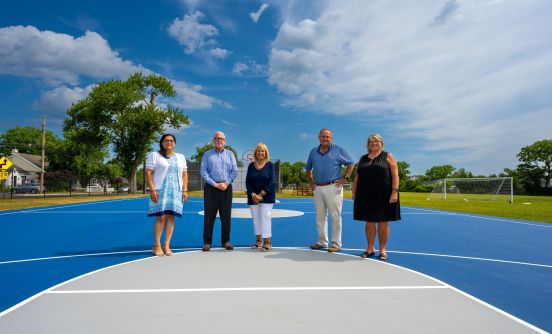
[427,177,513,203]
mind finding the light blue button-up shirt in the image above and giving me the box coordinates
[306,143,354,184]
[200,148,238,187]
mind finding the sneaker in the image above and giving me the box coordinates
[309,243,325,250]
[328,246,342,253]
[202,244,211,252]
[223,243,234,250]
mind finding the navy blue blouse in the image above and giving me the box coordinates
[245,161,276,205]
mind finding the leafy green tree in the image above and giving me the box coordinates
[451,168,474,178]
[190,142,242,167]
[517,139,552,189]
[64,72,190,192]
[425,164,456,180]
[0,126,66,169]
[280,161,307,185]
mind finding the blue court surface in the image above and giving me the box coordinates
[0,197,551,332]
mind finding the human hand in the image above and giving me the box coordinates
[352,193,355,200]
[217,183,228,191]
[389,193,398,203]
[335,177,346,186]
[150,190,158,203]
[182,191,188,202]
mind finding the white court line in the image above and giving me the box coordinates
[341,248,552,269]
[14,211,200,214]
[0,198,140,216]
[47,286,448,294]
[406,207,551,228]
[0,248,547,333]
[3,247,550,269]
[0,248,198,265]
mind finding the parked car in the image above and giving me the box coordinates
[12,183,45,194]
[118,185,130,193]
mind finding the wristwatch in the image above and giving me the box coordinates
[392,187,399,192]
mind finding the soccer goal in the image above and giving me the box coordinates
[427,177,513,203]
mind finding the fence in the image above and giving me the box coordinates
[1,160,281,199]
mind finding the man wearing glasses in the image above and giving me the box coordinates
[200,131,238,251]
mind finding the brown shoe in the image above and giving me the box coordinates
[202,244,211,252]
[223,243,234,250]
[328,246,342,253]
[309,243,325,250]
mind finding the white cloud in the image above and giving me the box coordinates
[232,60,266,76]
[209,47,231,59]
[268,0,552,173]
[32,84,95,117]
[250,3,270,23]
[0,25,146,86]
[171,80,233,110]
[168,11,230,58]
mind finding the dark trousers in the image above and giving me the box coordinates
[203,183,233,245]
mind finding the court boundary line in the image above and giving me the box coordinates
[48,286,448,294]
[341,248,552,269]
[2,247,550,269]
[0,247,547,333]
[331,251,547,334]
[0,198,141,216]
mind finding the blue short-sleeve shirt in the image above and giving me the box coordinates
[306,143,354,184]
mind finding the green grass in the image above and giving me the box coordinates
[1,190,550,223]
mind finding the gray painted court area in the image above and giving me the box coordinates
[0,249,540,333]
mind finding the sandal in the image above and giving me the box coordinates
[360,251,375,258]
[162,245,173,256]
[152,245,164,257]
[261,241,272,252]
[378,253,388,261]
[251,236,262,249]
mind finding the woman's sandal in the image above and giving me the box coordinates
[360,251,375,258]
[162,245,173,256]
[378,253,388,261]
[152,245,164,257]
[261,242,272,252]
[251,238,262,249]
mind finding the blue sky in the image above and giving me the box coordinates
[1,0,551,175]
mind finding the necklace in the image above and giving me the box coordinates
[254,161,266,170]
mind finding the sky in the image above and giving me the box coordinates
[1,0,551,175]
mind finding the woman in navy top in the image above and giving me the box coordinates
[246,143,276,251]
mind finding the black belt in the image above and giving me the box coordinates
[316,179,339,186]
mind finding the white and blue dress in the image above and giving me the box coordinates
[147,152,187,217]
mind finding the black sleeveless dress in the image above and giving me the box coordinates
[353,151,401,222]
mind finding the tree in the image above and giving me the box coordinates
[0,126,65,165]
[451,167,474,178]
[280,161,307,185]
[425,165,456,180]
[517,139,552,189]
[190,142,242,167]
[64,72,190,192]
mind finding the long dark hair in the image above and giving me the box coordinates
[158,134,176,158]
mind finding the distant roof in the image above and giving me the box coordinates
[7,152,49,172]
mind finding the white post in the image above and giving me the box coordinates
[510,177,514,203]
[443,178,447,199]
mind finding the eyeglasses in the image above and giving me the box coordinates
[368,141,381,144]
[163,139,175,143]
[214,137,226,141]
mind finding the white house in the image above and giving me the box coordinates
[6,149,48,187]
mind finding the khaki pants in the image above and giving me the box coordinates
[314,184,343,248]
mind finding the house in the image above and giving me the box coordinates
[5,149,48,187]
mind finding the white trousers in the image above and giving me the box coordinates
[250,203,273,238]
[314,184,343,248]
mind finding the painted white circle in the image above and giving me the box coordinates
[232,198,280,203]
[198,208,303,219]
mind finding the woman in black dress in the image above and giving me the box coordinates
[353,134,400,261]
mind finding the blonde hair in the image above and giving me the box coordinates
[253,143,270,164]
[367,133,384,153]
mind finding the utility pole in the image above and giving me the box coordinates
[40,115,46,193]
